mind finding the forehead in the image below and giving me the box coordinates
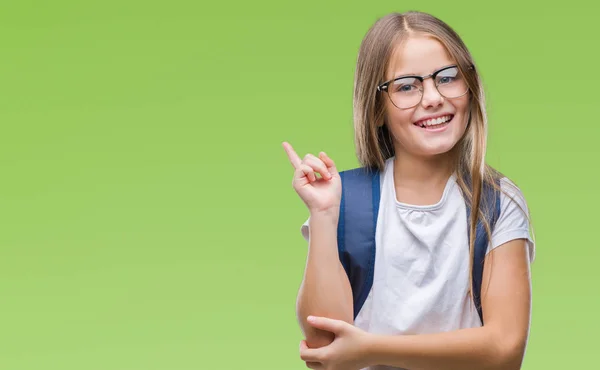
[387,34,456,79]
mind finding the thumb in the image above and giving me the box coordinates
[307,316,345,334]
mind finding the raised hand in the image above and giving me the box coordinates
[282,142,342,215]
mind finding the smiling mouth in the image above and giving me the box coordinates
[414,114,454,129]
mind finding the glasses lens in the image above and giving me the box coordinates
[385,67,469,108]
[389,77,422,109]
[435,67,468,98]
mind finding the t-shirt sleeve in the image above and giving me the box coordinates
[300,217,310,242]
[487,178,535,263]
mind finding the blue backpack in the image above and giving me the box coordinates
[336,166,501,325]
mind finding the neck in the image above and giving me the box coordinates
[392,148,456,189]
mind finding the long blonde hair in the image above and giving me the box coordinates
[353,11,533,306]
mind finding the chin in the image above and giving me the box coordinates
[420,143,458,157]
[412,123,466,157]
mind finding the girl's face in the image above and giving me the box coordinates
[382,34,470,159]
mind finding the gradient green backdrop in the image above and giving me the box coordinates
[0,1,597,369]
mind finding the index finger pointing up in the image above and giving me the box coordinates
[282,142,302,169]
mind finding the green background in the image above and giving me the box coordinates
[0,0,596,369]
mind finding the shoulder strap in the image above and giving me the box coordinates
[337,167,502,325]
[466,178,502,325]
[337,167,381,319]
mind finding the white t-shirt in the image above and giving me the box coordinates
[300,157,535,370]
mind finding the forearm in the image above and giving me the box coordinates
[368,325,526,370]
[296,212,353,348]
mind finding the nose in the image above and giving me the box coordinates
[420,78,444,108]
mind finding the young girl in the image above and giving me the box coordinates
[282,11,534,370]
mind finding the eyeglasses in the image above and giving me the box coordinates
[377,65,471,109]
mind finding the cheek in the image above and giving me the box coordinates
[385,103,414,128]
[460,95,471,113]
[451,98,471,126]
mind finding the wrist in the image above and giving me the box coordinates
[361,332,385,368]
[309,207,339,224]
[365,334,409,368]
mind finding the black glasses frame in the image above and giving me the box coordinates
[376,64,474,93]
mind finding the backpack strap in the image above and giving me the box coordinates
[337,166,502,325]
[337,167,381,319]
[465,178,502,325]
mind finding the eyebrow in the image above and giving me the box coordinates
[392,64,455,79]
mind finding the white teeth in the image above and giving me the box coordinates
[419,115,451,127]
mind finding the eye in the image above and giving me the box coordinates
[392,77,420,93]
[438,76,455,84]
[398,84,416,92]
[436,67,460,85]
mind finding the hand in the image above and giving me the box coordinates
[299,316,375,370]
[282,142,341,215]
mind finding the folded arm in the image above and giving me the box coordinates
[366,238,532,370]
[296,212,354,348]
